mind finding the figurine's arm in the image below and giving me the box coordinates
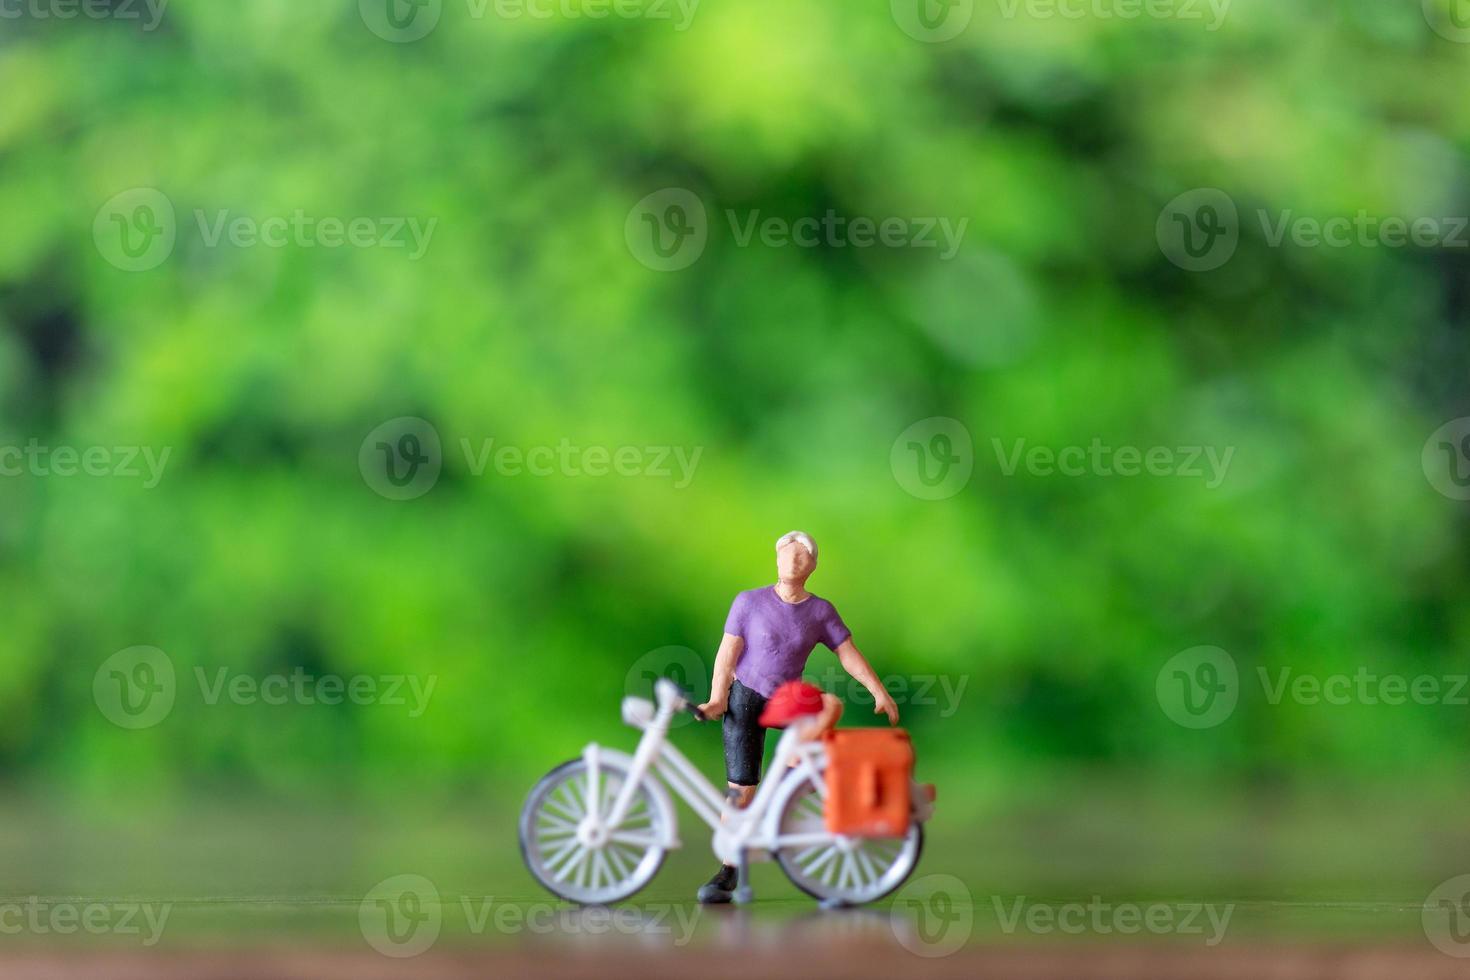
[834,638,899,725]
[697,632,744,719]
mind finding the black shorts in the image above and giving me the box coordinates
[723,679,769,787]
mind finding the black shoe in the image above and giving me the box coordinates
[696,864,739,904]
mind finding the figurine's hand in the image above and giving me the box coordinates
[697,699,727,720]
[874,692,899,726]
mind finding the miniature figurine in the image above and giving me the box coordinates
[516,530,931,909]
[694,531,901,904]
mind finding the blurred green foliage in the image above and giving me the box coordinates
[1,0,1469,806]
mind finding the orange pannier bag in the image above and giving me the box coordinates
[823,728,914,837]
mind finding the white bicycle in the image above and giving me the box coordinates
[519,678,932,906]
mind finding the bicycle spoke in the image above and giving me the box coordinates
[591,848,610,891]
[604,841,632,879]
[544,792,581,823]
[803,844,839,877]
[822,848,841,887]
[575,847,591,889]
[839,852,859,892]
[542,835,579,869]
[553,845,589,883]
[792,842,825,864]
[524,761,670,902]
[536,812,578,834]
[610,844,642,877]
[854,847,880,888]
[566,777,587,816]
[868,839,902,864]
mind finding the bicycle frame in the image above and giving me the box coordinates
[593,679,830,865]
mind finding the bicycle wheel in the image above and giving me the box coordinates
[773,774,923,905]
[519,757,667,905]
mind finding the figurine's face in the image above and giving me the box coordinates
[776,540,815,581]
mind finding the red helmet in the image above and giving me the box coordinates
[759,681,826,728]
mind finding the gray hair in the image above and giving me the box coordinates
[775,530,818,563]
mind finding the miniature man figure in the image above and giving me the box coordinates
[694,530,899,903]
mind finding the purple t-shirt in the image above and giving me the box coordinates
[724,586,851,698]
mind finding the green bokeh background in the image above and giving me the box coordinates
[3,0,1470,844]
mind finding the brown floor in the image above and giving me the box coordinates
[5,943,1470,980]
